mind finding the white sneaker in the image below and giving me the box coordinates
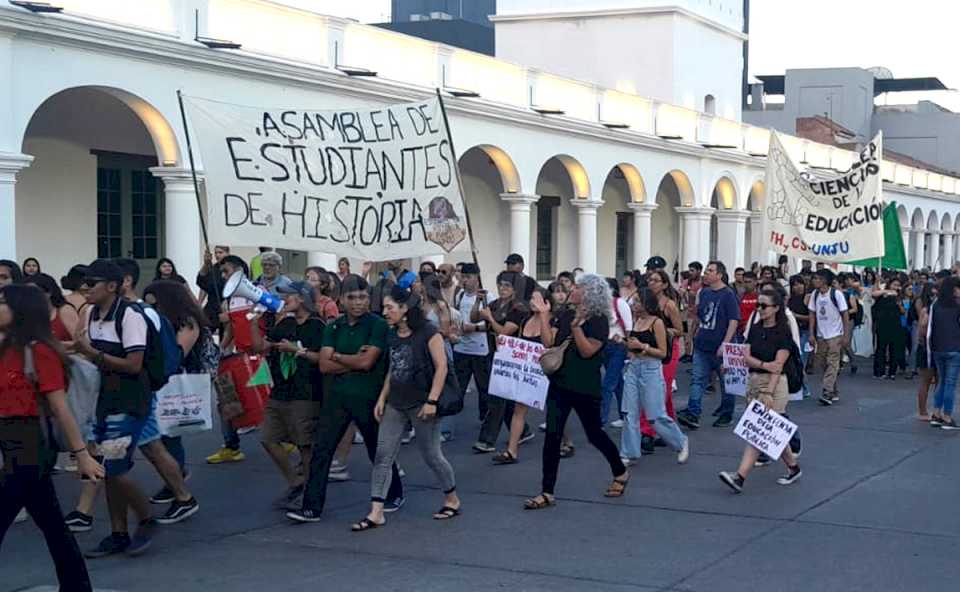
[620,456,637,467]
[15,509,28,523]
[328,469,351,482]
[677,439,690,464]
[353,432,364,445]
[237,425,258,436]
[400,429,415,445]
[330,459,347,473]
[538,422,547,432]
[609,419,625,429]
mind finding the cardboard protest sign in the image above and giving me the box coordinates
[488,335,549,410]
[764,131,884,262]
[721,342,748,396]
[182,95,471,258]
[734,400,798,459]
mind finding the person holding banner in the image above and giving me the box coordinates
[352,287,461,531]
[524,274,628,510]
[719,289,802,494]
[619,289,689,465]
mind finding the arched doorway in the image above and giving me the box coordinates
[535,155,591,277]
[600,163,645,277]
[709,176,738,263]
[651,170,694,273]
[17,86,183,285]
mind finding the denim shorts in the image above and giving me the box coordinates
[138,397,161,447]
[94,413,147,477]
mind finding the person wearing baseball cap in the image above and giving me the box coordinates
[504,254,536,303]
[645,256,667,271]
[251,280,325,511]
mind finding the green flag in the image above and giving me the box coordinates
[846,202,907,270]
[246,358,274,388]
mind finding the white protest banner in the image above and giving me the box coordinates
[721,342,748,396]
[763,131,884,262]
[156,374,213,437]
[182,95,471,259]
[733,400,798,459]
[488,335,549,410]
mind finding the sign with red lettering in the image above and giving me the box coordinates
[763,131,884,262]
[182,95,471,258]
[488,335,549,410]
[721,342,748,396]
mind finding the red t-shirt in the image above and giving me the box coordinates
[739,291,758,333]
[0,343,67,417]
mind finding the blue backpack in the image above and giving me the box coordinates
[116,300,181,391]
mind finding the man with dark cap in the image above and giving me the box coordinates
[250,281,325,511]
[504,253,536,303]
[452,263,491,423]
[645,256,667,273]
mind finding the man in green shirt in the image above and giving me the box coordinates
[287,275,404,523]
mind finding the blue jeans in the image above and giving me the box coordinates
[620,358,687,459]
[932,351,960,416]
[222,419,240,450]
[798,329,811,396]
[685,349,733,419]
[600,341,628,425]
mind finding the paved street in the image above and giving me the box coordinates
[6,362,959,592]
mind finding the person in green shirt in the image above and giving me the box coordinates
[287,275,404,523]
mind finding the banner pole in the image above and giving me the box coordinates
[435,88,483,289]
[176,90,211,249]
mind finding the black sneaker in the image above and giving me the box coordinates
[150,486,175,505]
[287,508,322,523]
[818,394,834,406]
[383,497,405,513]
[155,497,200,525]
[676,411,700,430]
[126,519,157,557]
[518,429,536,445]
[64,511,93,533]
[712,414,733,428]
[640,435,656,454]
[85,533,131,558]
[777,465,803,486]
[706,384,716,393]
[718,471,744,493]
[940,419,959,431]
[930,415,944,427]
[850,365,858,375]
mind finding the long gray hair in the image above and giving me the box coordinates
[576,273,613,320]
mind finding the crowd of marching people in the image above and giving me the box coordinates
[2,248,960,591]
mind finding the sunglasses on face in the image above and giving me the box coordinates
[756,303,774,310]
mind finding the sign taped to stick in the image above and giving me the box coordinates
[488,335,549,410]
[733,400,798,459]
[182,95,471,259]
[763,131,884,262]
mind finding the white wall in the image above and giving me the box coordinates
[673,15,743,119]
[17,137,97,282]
[496,0,744,31]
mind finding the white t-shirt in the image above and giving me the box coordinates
[453,291,488,357]
[812,289,848,339]
[609,297,634,340]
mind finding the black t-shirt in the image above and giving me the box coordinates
[267,316,325,402]
[551,313,609,396]
[485,298,529,351]
[746,322,793,374]
[873,294,901,327]
[387,324,438,409]
[787,294,809,318]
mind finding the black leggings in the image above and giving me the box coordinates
[875,326,905,377]
[0,466,92,592]
[541,384,626,495]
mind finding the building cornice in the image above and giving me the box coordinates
[490,5,748,41]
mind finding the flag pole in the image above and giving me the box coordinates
[435,88,483,289]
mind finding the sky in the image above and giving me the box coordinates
[279,0,960,110]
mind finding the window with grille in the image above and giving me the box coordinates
[131,171,159,259]
[616,212,631,277]
[97,168,122,258]
[536,198,557,280]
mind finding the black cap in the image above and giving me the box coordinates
[504,253,524,265]
[645,256,667,269]
[277,281,316,311]
[83,259,124,283]
[460,262,480,275]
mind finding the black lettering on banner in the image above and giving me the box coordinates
[344,195,373,245]
[247,192,268,226]
[380,197,399,241]
[369,110,388,142]
[302,147,328,185]
[381,151,405,190]
[417,103,440,134]
[331,199,351,243]
[316,113,341,142]
[261,113,284,138]
[325,147,348,185]
[387,109,405,140]
[423,143,439,189]
[301,114,319,140]
[224,193,250,226]
[260,143,289,181]
[365,150,386,191]
[402,146,422,190]
[359,203,380,245]
[226,138,264,181]
[437,139,453,187]
[280,145,306,183]
[281,192,306,236]
[406,106,428,136]
[280,111,303,140]
[306,196,328,239]
[339,112,363,143]
[343,146,364,189]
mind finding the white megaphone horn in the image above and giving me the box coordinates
[222,271,284,317]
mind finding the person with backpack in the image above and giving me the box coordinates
[809,268,850,406]
[619,288,689,466]
[250,281,325,512]
[287,275,404,523]
[719,288,803,493]
[0,283,105,591]
[350,286,461,531]
[68,260,157,557]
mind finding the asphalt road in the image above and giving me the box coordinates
[6,361,959,592]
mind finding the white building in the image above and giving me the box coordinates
[2,0,959,291]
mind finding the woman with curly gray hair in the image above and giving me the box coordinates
[524,274,629,509]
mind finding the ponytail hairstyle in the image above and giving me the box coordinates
[389,285,426,331]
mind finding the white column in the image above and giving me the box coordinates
[942,232,955,269]
[913,230,926,271]
[748,211,765,267]
[676,206,714,267]
[627,202,656,269]
[0,153,34,260]
[901,229,911,266]
[570,198,604,273]
[500,193,539,266]
[715,210,750,271]
[928,230,941,270]
[151,167,203,295]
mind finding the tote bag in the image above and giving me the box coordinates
[156,373,213,437]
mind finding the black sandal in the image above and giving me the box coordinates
[604,472,630,498]
[433,506,461,520]
[523,493,556,510]
[350,517,383,532]
[559,444,576,459]
[492,450,518,465]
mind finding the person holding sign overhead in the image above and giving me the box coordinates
[719,289,802,494]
